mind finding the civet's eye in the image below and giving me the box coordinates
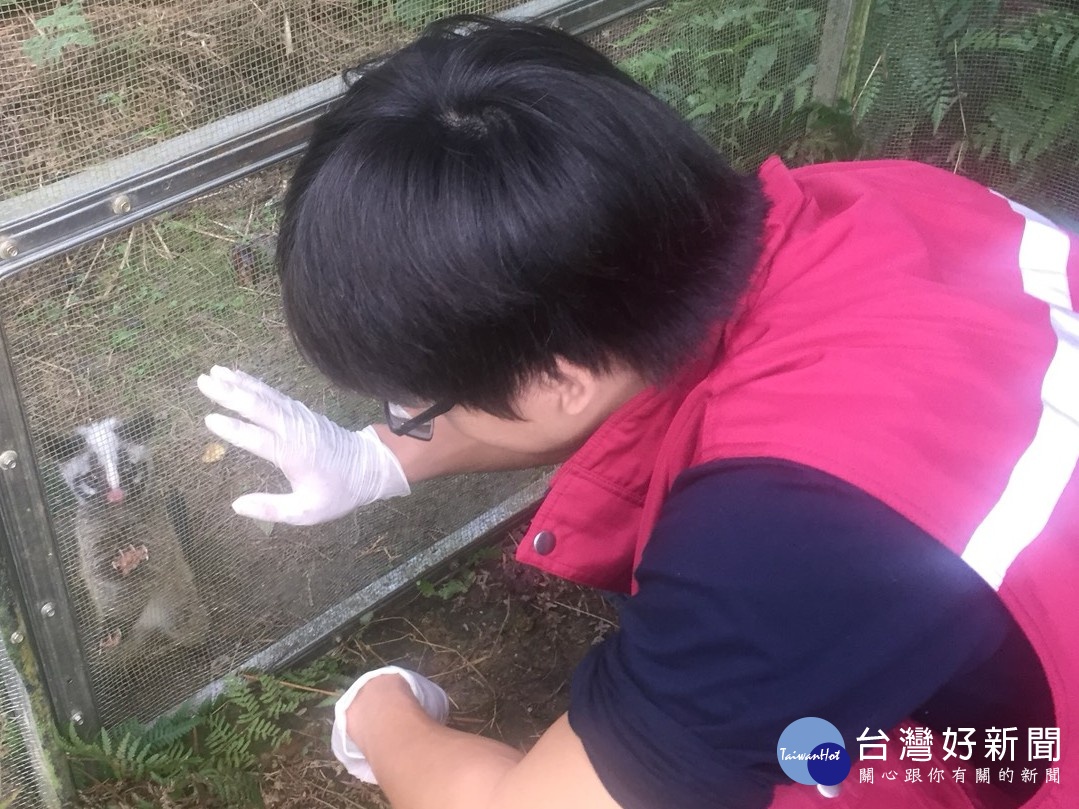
[75,471,101,498]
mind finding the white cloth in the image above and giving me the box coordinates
[331,666,450,784]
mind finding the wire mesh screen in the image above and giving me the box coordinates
[607,0,826,172]
[0,160,545,727]
[850,0,1079,220]
[0,0,1077,804]
[0,564,61,809]
[0,0,836,735]
[0,0,515,203]
[0,650,48,809]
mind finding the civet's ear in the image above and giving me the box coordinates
[117,412,157,444]
[39,432,86,462]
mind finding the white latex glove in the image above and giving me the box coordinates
[196,365,410,524]
[331,665,450,783]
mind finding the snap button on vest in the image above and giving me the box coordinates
[531,530,556,555]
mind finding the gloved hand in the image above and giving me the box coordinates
[331,665,450,783]
[196,365,410,524]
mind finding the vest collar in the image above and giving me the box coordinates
[516,157,806,590]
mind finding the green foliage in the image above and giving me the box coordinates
[62,713,198,786]
[0,709,26,765]
[786,99,863,164]
[392,0,450,29]
[417,569,475,600]
[22,1,95,67]
[61,659,340,807]
[853,0,1079,198]
[852,0,999,136]
[619,0,1078,199]
[416,545,500,601]
[616,0,822,168]
[0,712,29,807]
[961,9,1079,167]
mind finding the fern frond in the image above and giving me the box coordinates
[612,0,823,167]
[142,708,203,750]
[964,8,1079,167]
[195,768,264,808]
[56,657,338,802]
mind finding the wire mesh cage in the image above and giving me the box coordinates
[611,0,826,171]
[0,0,520,202]
[0,566,67,809]
[852,0,1079,221]
[0,162,552,728]
[0,0,1077,805]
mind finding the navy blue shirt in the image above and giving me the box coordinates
[568,460,1052,809]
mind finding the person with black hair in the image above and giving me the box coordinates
[198,15,1078,809]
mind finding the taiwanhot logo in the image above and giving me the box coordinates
[777,717,851,790]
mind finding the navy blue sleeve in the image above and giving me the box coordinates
[568,459,1020,809]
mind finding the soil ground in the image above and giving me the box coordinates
[71,526,620,808]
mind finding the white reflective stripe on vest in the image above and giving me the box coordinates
[961,196,1079,591]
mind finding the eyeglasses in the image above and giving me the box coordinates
[383,400,454,441]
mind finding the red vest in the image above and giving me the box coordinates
[518,158,1079,807]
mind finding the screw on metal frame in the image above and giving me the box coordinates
[39,603,56,618]
[0,450,16,469]
[0,239,17,259]
[110,194,132,215]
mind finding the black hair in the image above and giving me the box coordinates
[278,15,767,417]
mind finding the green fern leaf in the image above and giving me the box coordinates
[740,43,778,99]
[143,709,203,750]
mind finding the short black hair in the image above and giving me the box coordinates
[278,15,767,417]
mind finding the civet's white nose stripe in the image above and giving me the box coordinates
[78,417,123,493]
[961,196,1078,590]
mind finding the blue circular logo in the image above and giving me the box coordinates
[776,718,849,786]
[806,742,851,786]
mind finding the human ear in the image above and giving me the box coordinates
[547,358,599,417]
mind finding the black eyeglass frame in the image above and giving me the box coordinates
[383,400,455,441]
